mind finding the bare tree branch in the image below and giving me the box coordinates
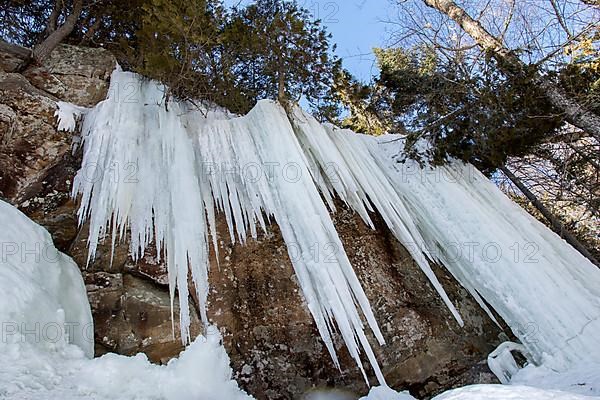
[421,0,600,143]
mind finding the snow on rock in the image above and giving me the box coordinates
[0,200,93,357]
[60,67,600,383]
[430,384,596,400]
[511,363,600,397]
[359,386,417,400]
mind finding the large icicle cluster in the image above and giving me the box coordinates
[62,68,600,381]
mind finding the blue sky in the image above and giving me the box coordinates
[224,0,394,82]
[307,0,394,82]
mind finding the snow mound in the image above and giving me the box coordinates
[360,380,600,400]
[431,384,596,400]
[359,383,600,400]
[359,386,417,399]
[59,67,600,383]
[0,328,252,399]
[511,362,600,397]
[0,200,93,357]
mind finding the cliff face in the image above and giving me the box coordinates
[0,44,503,399]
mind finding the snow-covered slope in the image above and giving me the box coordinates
[59,67,600,383]
[0,200,93,357]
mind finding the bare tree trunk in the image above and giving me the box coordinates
[43,0,63,37]
[278,68,286,103]
[276,31,287,107]
[18,0,83,71]
[422,0,600,143]
[500,165,600,267]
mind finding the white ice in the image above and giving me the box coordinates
[430,385,597,400]
[55,101,88,132]
[0,199,93,357]
[59,67,600,385]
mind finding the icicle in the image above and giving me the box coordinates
[67,67,600,386]
[69,69,386,384]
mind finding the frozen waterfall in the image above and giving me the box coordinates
[58,67,600,383]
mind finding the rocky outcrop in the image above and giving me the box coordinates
[0,43,113,201]
[1,43,504,399]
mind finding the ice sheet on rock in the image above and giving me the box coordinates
[192,101,388,381]
[292,113,600,371]
[373,151,600,370]
[309,122,600,371]
[291,108,463,326]
[70,69,213,343]
[68,67,600,384]
[69,68,385,384]
[0,200,93,357]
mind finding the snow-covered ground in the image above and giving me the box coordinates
[0,332,252,400]
[360,361,600,399]
[430,384,597,400]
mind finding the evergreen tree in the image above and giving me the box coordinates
[342,46,562,174]
[1,0,341,115]
[222,0,340,112]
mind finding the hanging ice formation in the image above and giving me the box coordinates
[59,67,600,383]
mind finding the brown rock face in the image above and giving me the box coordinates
[203,204,502,398]
[1,43,504,399]
[0,43,114,202]
[43,44,115,107]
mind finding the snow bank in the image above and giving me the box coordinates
[59,67,600,384]
[360,380,600,400]
[430,384,596,400]
[511,362,600,397]
[359,386,417,399]
[0,200,93,357]
[0,327,252,399]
